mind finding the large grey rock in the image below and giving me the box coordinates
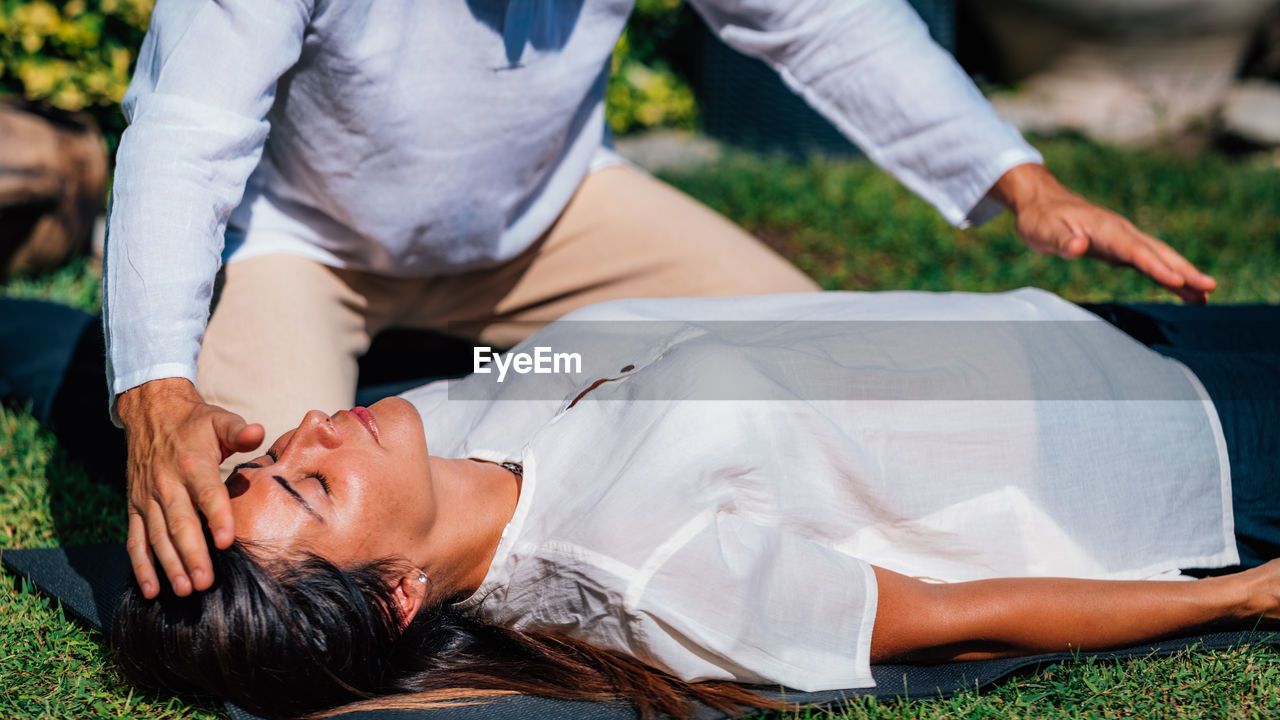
[1220,79,1280,146]
[0,101,107,280]
[982,0,1278,36]
[614,130,722,174]
[972,0,1279,145]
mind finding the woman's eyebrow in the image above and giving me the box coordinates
[272,475,325,523]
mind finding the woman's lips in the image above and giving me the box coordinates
[350,406,381,445]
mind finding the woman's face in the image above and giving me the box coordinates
[227,397,437,566]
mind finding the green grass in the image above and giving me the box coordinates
[0,258,221,718]
[2,135,1278,718]
[659,137,1280,303]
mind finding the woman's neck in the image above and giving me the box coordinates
[421,456,522,596]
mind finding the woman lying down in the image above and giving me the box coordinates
[112,288,1280,720]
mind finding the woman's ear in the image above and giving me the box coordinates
[391,570,428,627]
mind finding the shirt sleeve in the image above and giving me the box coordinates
[685,0,1042,227]
[102,0,314,412]
[629,509,879,692]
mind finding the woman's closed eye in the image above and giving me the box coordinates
[307,472,331,494]
[261,447,329,495]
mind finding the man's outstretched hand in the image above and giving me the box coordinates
[116,378,264,599]
[990,163,1217,304]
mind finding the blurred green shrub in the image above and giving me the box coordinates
[0,0,152,152]
[606,0,699,135]
[0,0,694,149]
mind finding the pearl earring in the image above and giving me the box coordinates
[417,572,427,584]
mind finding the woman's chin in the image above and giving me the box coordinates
[369,396,418,422]
[368,396,426,448]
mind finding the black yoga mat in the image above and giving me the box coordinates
[5,545,1278,720]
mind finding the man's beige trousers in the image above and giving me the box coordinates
[197,166,818,471]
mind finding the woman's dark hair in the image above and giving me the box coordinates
[111,540,780,720]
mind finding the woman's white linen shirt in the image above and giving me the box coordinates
[404,289,1234,691]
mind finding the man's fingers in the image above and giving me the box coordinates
[1090,214,1215,297]
[1150,239,1216,292]
[1058,234,1088,259]
[213,411,265,455]
[1170,283,1210,305]
[126,512,159,599]
[231,421,265,452]
[158,481,215,592]
[1082,221,1212,302]
[1127,243,1183,289]
[146,503,193,596]
[195,476,236,550]
[120,389,257,596]
[1019,194,1216,304]
[1121,236,1212,303]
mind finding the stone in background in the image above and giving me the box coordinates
[1221,7,1280,147]
[963,0,1280,147]
[0,101,106,280]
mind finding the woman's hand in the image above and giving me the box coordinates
[989,164,1217,305]
[1233,559,1280,621]
[117,377,264,599]
[869,563,1271,664]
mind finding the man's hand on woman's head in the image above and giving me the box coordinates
[116,377,264,599]
[990,163,1217,305]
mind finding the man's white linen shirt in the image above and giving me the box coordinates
[403,289,1235,691]
[104,0,1042,398]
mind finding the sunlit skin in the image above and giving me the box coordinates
[989,164,1216,305]
[225,397,521,616]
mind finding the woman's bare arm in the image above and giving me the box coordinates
[870,562,1280,663]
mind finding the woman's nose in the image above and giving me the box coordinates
[294,409,343,450]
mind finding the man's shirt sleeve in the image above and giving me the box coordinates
[103,0,314,411]
[686,0,1042,227]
